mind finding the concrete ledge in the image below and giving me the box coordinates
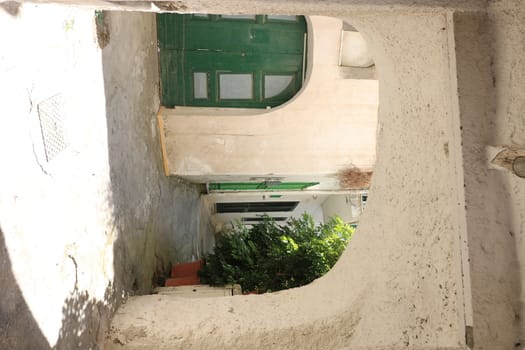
[154,285,242,298]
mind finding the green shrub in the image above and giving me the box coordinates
[198,213,354,293]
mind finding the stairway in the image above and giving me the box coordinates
[164,260,203,287]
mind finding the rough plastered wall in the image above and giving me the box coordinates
[486,4,525,343]
[0,8,203,349]
[7,0,488,13]
[159,16,379,182]
[106,9,472,349]
[455,2,525,348]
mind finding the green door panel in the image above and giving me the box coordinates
[158,50,184,107]
[157,14,307,108]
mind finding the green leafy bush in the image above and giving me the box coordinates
[198,213,354,293]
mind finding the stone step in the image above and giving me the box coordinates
[154,284,242,298]
[165,275,200,287]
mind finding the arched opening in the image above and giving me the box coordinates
[107,7,479,349]
[155,16,379,291]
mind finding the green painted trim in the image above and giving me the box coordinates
[208,182,319,191]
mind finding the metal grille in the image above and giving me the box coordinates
[37,94,68,162]
[216,201,299,213]
[242,217,288,222]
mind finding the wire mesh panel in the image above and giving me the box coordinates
[37,94,68,162]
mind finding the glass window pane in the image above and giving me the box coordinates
[221,15,256,20]
[264,75,294,98]
[219,74,253,99]
[267,15,297,22]
[193,72,208,99]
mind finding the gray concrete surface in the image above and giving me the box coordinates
[0,6,205,348]
[101,10,203,293]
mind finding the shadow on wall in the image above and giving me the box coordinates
[454,11,524,347]
[48,11,202,349]
[63,11,204,347]
[0,226,50,350]
[99,9,201,296]
[0,1,21,17]
[55,279,112,349]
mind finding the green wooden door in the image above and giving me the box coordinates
[157,14,307,108]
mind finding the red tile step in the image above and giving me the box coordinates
[165,260,203,287]
[170,260,203,278]
[165,275,200,287]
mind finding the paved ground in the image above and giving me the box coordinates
[0,5,203,348]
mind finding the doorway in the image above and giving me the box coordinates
[157,14,307,108]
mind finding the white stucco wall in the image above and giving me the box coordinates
[204,191,328,232]
[159,16,379,185]
[0,8,206,348]
[108,9,474,349]
[322,193,364,223]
